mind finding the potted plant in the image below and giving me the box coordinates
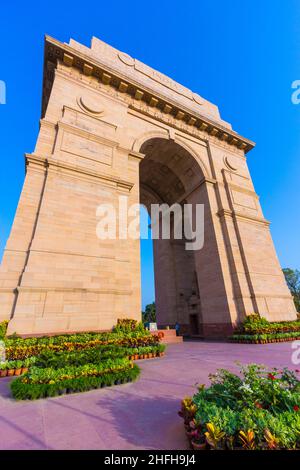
[157,344,166,357]
[145,347,152,359]
[0,363,7,378]
[191,432,207,451]
[14,360,23,376]
[204,423,225,450]
[143,347,149,359]
[132,347,139,360]
[185,419,195,436]
[128,349,135,361]
[139,348,144,359]
[263,429,279,450]
[238,429,256,450]
[185,421,206,450]
[7,361,16,377]
[21,357,35,374]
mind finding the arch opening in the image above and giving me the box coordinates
[139,138,205,336]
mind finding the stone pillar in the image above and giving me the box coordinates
[187,181,236,336]
[220,169,296,321]
[0,158,47,324]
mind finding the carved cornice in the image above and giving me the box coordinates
[25,153,134,190]
[218,208,270,227]
[42,36,255,154]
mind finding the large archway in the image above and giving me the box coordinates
[0,35,296,336]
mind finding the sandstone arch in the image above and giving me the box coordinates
[0,35,296,336]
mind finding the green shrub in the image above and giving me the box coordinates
[230,331,300,343]
[33,345,129,368]
[0,320,8,339]
[238,315,300,335]
[114,318,139,333]
[180,364,300,450]
[11,363,140,400]
[21,357,131,384]
[231,314,300,342]
[6,319,164,401]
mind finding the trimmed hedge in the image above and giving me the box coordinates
[0,344,166,375]
[230,332,300,344]
[5,331,160,360]
[229,314,300,344]
[33,345,128,368]
[20,357,131,384]
[11,363,140,400]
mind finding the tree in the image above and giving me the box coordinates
[142,302,156,323]
[283,268,300,313]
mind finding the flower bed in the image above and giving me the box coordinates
[0,343,166,375]
[5,333,160,360]
[179,364,300,450]
[11,362,140,400]
[230,332,300,344]
[20,357,131,384]
[229,314,300,344]
[1,319,165,399]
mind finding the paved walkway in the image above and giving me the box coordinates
[0,341,297,450]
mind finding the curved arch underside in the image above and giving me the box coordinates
[139,138,204,211]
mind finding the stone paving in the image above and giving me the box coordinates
[0,341,296,450]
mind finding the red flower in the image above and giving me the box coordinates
[255,402,263,409]
[293,405,299,412]
[268,373,276,380]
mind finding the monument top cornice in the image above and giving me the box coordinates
[42,35,255,153]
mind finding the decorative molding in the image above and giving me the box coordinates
[128,151,145,162]
[77,95,104,115]
[225,181,259,199]
[57,120,119,148]
[224,155,238,171]
[42,36,255,154]
[17,286,132,295]
[25,153,134,191]
[217,208,270,227]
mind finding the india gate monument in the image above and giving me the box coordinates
[0,36,297,337]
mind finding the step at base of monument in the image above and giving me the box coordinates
[152,329,183,344]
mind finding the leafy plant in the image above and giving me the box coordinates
[0,356,36,370]
[204,422,225,449]
[264,428,279,449]
[11,363,140,400]
[0,320,8,339]
[233,314,300,337]
[239,429,256,449]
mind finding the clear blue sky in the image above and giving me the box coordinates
[0,1,300,309]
